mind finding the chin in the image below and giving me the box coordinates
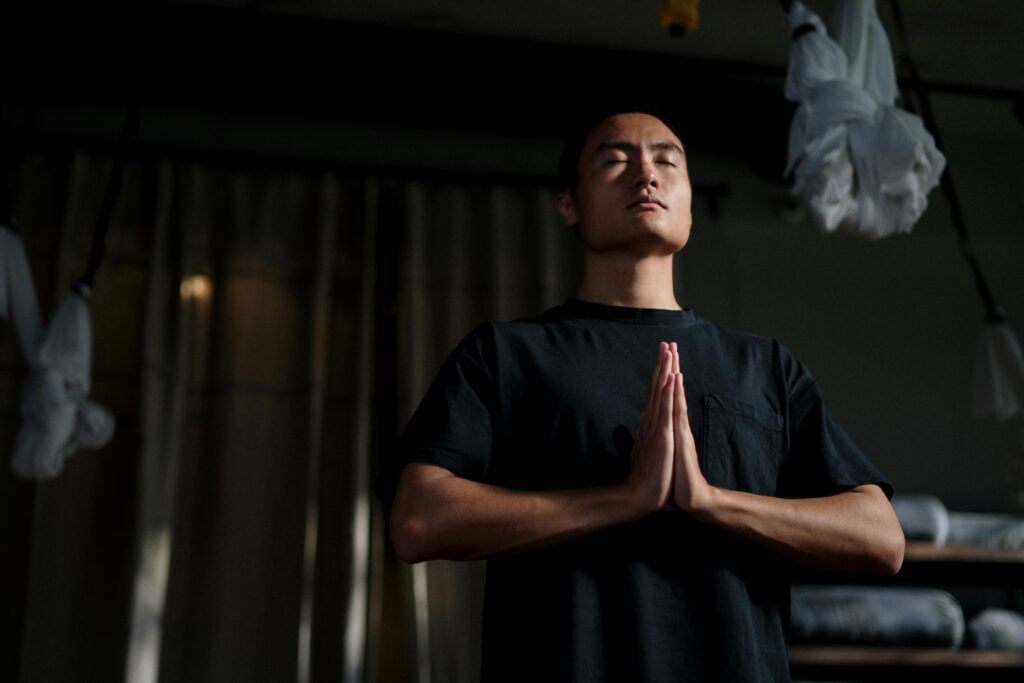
[670,230,691,253]
[648,225,691,255]
[661,220,692,252]
[580,221,690,256]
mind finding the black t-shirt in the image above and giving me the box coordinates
[385,298,893,682]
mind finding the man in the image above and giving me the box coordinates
[385,110,904,681]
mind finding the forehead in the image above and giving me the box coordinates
[584,113,683,153]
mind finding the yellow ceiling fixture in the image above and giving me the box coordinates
[658,0,700,36]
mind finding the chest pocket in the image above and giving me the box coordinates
[699,394,783,496]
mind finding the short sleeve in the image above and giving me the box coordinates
[777,345,894,500]
[375,325,497,510]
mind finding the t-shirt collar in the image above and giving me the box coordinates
[559,297,698,325]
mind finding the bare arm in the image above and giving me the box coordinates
[690,483,904,575]
[390,342,678,563]
[667,347,904,576]
[391,464,645,562]
[392,341,904,574]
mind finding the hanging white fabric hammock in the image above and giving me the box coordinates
[1,226,114,481]
[783,0,945,239]
[1,225,43,361]
[973,321,1024,449]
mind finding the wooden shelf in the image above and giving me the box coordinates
[789,541,1024,680]
[904,541,1024,564]
[791,646,1024,667]
[791,541,1024,585]
[790,646,1024,681]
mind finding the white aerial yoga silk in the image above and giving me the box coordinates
[1,226,114,481]
[973,321,1024,449]
[783,0,945,239]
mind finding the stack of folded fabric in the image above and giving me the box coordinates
[948,512,1024,551]
[967,609,1024,649]
[892,493,1024,550]
[891,494,950,544]
[790,493,1024,650]
[791,585,965,647]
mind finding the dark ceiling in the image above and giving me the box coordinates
[3,1,1021,182]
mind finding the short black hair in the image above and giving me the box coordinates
[557,104,683,194]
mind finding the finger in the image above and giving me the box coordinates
[643,343,669,416]
[659,371,675,437]
[673,375,691,458]
[673,377,684,452]
[673,372,684,422]
[658,351,674,413]
[647,355,674,436]
[671,341,680,375]
[640,345,669,437]
[675,372,690,427]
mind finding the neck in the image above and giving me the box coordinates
[576,251,681,310]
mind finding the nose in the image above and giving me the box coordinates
[634,160,658,189]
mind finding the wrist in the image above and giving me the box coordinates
[619,479,660,518]
[679,484,720,523]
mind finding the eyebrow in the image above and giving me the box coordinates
[595,140,684,155]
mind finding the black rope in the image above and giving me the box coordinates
[1,93,18,231]
[778,0,818,40]
[78,104,141,291]
[888,0,1005,323]
[791,23,817,40]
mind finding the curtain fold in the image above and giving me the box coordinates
[15,152,156,683]
[3,148,570,683]
[396,179,580,683]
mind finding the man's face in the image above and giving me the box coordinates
[558,113,692,256]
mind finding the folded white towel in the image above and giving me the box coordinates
[791,585,965,648]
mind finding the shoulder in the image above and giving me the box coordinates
[698,317,791,360]
[446,307,562,369]
[694,317,818,388]
[704,319,774,347]
[471,304,575,346]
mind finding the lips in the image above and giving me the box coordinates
[627,196,666,209]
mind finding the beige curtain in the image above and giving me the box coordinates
[2,151,380,683]
[396,180,581,683]
[124,160,380,683]
[1,149,579,683]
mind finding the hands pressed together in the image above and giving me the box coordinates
[394,341,903,572]
[626,341,713,515]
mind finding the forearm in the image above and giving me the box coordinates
[692,484,904,575]
[390,463,649,563]
[392,346,678,564]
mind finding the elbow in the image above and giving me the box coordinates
[852,486,905,576]
[869,526,906,577]
[884,530,906,576]
[390,463,461,563]
[390,510,433,564]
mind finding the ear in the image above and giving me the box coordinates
[556,190,578,227]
